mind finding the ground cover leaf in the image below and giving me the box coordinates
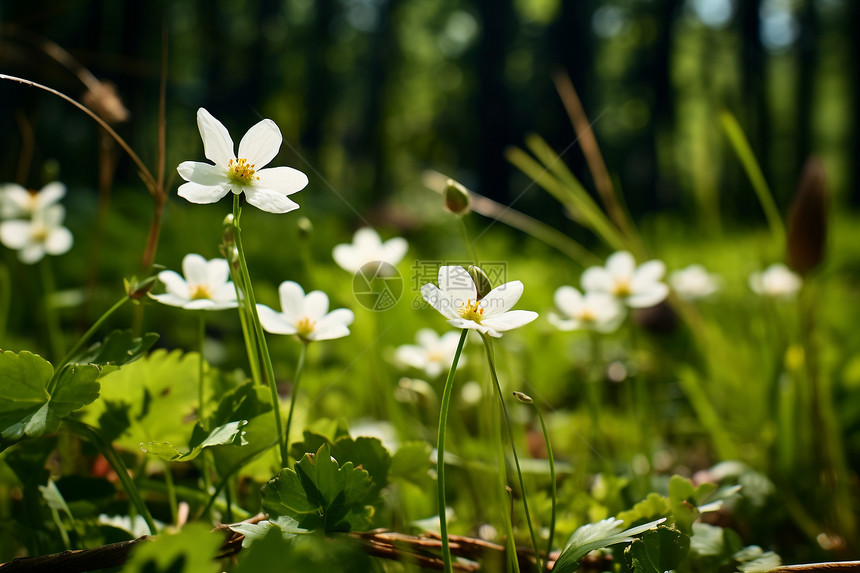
[0,351,100,452]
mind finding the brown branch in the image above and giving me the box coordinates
[0,537,150,573]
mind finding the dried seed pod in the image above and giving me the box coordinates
[787,156,828,275]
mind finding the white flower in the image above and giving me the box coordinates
[581,250,669,309]
[150,254,238,310]
[420,265,538,338]
[0,205,73,264]
[176,108,308,213]
[257,281,354,342]
[332,227,408,274]
[669,264,721,301]
[0,182,66,219]
[395,328,467,378]
[548,286,625,333]
[749,263,801,299]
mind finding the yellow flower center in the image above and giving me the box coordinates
[613,279,632,297]
[189,284,213,300]
[31,225,49,243]
[296,317,316,340]
[227,158,260,184]
[458,299,485,323]
[579,308,596,323]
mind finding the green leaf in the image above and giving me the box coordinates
[81,350,201,452]
[0,351,100,452]
[262,443,376,533]
[123,522,220,573]
[73,330,159,368]
[616,493,669,525]
[735,546,782,572]
[141,420,248,462]
[624,526,690,573]
[389,441,432,484]
[229,515,308,548]
[39,479,74,521]
[330,436,390,497]
[553,517,666,573]
[668,475,699,534]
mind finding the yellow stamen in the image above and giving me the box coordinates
[296,317,316,339]
[458,298,485,323]
[613,279,632,297]
[227,157,261,184]
[189,284,213,300]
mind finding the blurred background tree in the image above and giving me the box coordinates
[0,0,855,242]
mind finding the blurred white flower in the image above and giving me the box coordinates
[581,250,669,308]
[150,253,238,310]
[749,263,801,299]
[176,108,308,213]
[349,418,399,453]
[548,286,625,333]
[420,265,538,338]
[0,182,66,219]
[395,328,467,378]
[257,281,354,342]
[332,227,408,274]
[669,264,721,301]
[0,205,73,264]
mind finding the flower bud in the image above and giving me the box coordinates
[222,213,235,246]
[468,265,492,300]
[444,178,471,215]
[787,156,828,275]
[513,391,533,404]
[297,216,313,240]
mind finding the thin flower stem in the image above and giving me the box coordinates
[283,341,308,457]
[54,295,129,377]
[40,258,64,360]
[532,404,556,572]
[163,461,179,526]
[66,420,157,535]
[198,313,207,428]
[481,334,540,571]
[436,329,468,573]
[232,196,286,467]
[494,412,520,573]
[587,332,614,476]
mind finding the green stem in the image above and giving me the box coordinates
[0,263,10,338]
[40,258,64,360]
[163,461,178,526]
[228,249,263,388]
[481,334,539,572]
[232,196,286,467]
[198,313,207,429]
[66,420,157,535]
[436,329,468,573]
[533,405,556,572]
[283,341,308,457]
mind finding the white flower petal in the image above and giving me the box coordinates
[548,312,580,331]
[277,281,306,321]
[197,108,235,166]
[40,204,66,227]
[606,251,636,278]
[205,258,231,289]
[332,244,360,273]
[581,267,614,293]
[177,161,229,186]
[157,270,190,299]
[182,254,210,285]
[354,228,382,252]
[44,227,73,256]
[238,119,282,168]
[437,266,477,308]
[634,260,666,284]
[309,323,351,341]
[178,181,231,204]
[396,345,428,370]
[37,182,66,209]
[416,328,439,349]
[304,291,330,321]
[311,309,355,341]
[0,220,31,249]
[482,310,538,333]
[0,184,30,216]
[421,283,460,320]
[149,293,191,308]
[625,283,670,308]
[554,285,585,318]
[19,244,45,264]
[185,298,236,311]
[213,282,238,303]
[381,237,408,266]
[243,187,300,214]
[255,166,309,196]
[257,304,299,335]
[481,280,524,318]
